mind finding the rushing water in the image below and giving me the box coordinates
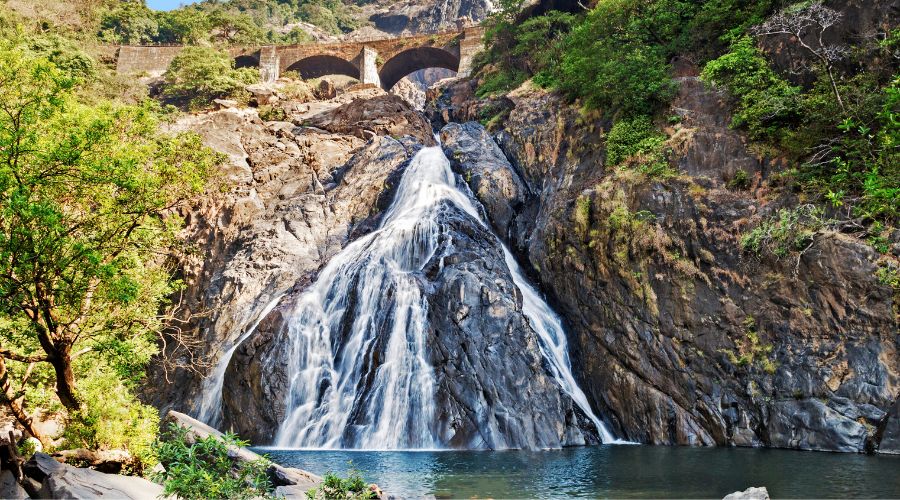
[196,295,284,428]
[196,145,614,448]
[271,145,612,448]
[260,446,900,499]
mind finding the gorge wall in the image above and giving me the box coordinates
[144,0,898,456]
[428,69,899,454]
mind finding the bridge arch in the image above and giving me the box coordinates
[234,54,259,69]
[285,55,360,80]
[378,47,460,90]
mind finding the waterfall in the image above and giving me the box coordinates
[193,144,615,448]
[264,145,614,448]
[196,294,284,428]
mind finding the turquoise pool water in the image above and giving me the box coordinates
[259,445,900,498]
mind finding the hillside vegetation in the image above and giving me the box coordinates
[0,0,229,480]
[476,0,898,230]
[97,0,366,45]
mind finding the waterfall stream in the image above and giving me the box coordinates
[199,145,615,448]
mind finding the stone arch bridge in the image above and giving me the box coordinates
[116,27,484,90]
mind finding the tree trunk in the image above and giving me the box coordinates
[825,64,846,113]
[0,356,49,448]
[49,352,80,412]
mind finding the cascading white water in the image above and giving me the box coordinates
[264,145,615,448]
[196,295,284,427]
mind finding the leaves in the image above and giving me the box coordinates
[0,40,220,447]
[153,424,276,500]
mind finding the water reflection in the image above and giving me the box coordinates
[258,445,900,499]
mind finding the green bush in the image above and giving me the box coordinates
[24,33,94,80]
[61,365,160,473]
[163,46,258,109]
[740,205,827,258]
[306,467,375,500]
[606,116,667,166]
[153,424,275,500]
[701,36,801,143]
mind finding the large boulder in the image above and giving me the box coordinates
[305,94,437,146]
[440,122,530,241]
[0,470,27,500]
[724,487,770,500]
[23,453,163,500]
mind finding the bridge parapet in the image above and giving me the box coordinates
[115,27,485,89]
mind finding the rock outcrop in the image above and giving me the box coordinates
[432,74,899,453]
[305,94,437,146]
[362,0,492,35]
[441,122,530,241]
[145,90,418,425]
[22,453,163,500]
[724,486,770,500]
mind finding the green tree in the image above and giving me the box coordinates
[208,9,266,45]
[0,43,219,445]
[554,0,679,116]
[98,1,159,45]
[156,8,212,45]
[163,46,258,109]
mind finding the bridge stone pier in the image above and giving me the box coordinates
[116,27,485,90]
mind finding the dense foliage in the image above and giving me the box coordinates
[305,467,376,500]
[476,0,898,228]
[153,424,276,499]
[704,32,899,221]
[162,46,259,109]
[0,5,221,467]
[98,0,363,45]
[476,0,777,114]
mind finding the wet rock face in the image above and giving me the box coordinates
[145,98,412,420]
[425,203,596,449]
[223,198,595,448]
[433,76,899,453]
[440,122,529,241]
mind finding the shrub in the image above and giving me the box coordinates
[740,205,827,258]
[153,424,275,500]
[61,366,160,473]
[24,33,94,80]
[728,169,751,190]
[606,116,667,166]
[701,36,802,144]
[306,468,375,500]
[163,46,258,109]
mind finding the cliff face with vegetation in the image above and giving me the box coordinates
[428,0,899,454]
[431,76,898,453]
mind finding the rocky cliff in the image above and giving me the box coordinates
[147,10,898,454]
[429,70,899,454]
